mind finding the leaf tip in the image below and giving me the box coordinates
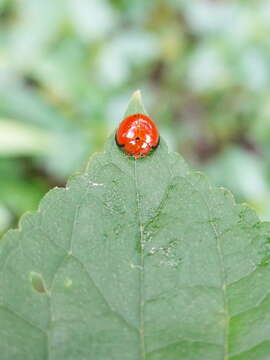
[124,90,147,117]
[132,89,142,101]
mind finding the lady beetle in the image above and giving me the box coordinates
[115,113,160,158]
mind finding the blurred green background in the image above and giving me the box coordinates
[1,0,270,236]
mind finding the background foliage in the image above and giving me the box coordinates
[1,0,270,235]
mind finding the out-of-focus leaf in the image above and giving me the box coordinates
[0,119,50,156]
[0,205,12,235]
[0,73,89,178]
[98,31,160,86]
[68,0,116,41]
[0,72,70,130]
[184,1,236,34]
[187,46,228,92]
[42,129,89,179]
[6,0,63,70]
[0,178,46,216]
[205,147,270,219]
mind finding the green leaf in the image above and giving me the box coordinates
[1,92,270,360]
[124,90,147,117]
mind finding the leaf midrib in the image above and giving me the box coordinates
[134,159,146,360]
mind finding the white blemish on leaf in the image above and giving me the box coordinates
[89,180,104,187]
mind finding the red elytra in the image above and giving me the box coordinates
[115,113,160,158]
